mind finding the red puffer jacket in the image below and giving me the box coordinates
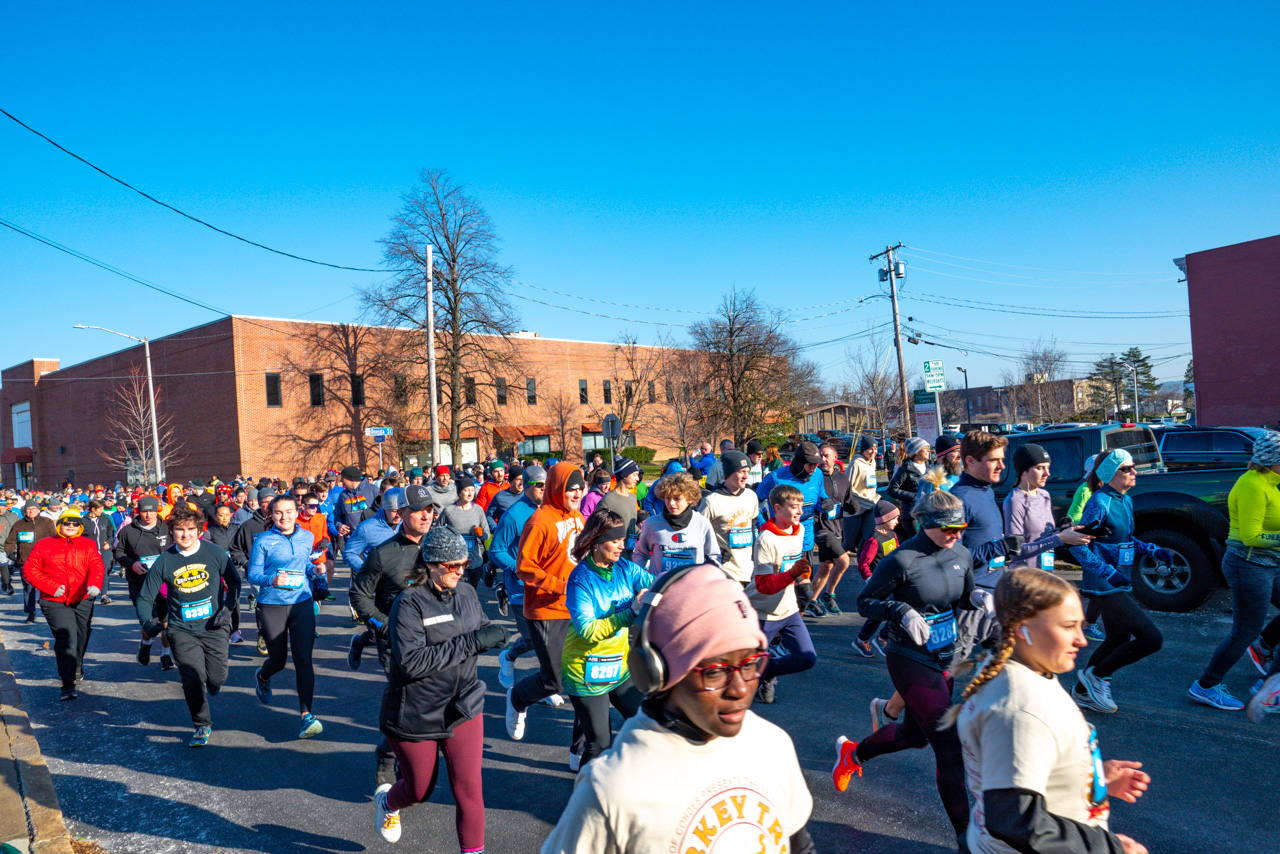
[23,535,105,605]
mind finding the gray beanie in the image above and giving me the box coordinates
[420,526,469,564]
[1252,431,1280,468]
[905,436,930,458]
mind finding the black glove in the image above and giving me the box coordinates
[1000,535,1025,556]
[471,624,508,653]
[142,619,164,639]
[820,497,837,514]
[209,608,231,630]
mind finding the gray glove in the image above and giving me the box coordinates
[901,608,931,646]
[970,589,995,616]
[1000,535,1025,556]
[86,586,101,598]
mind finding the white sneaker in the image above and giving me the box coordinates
[540,693,567,707]
[375,790,401,843]
[506,688,527,740]
[1076,666,1118,713]
[498,648,515,689]
[1248,673,1280,724]
[869,697,898,733]
[568,748,583,773]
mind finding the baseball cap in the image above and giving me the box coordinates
[797,441,821,464]
[382,487,407,511]
[137,496,160,512]
[522,464,547,485]
[403,484,435,512]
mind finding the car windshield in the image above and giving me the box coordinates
[1105,427,1160,468]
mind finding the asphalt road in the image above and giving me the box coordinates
[1,567,1277,854]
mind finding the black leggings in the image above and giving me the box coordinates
[1086,592,1162,679]
[258,600,316,714]
[567,679,644,765]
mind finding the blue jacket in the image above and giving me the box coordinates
[344,514,399,573]
[691,453,716,478]
[755,466,828,551]
[490,494,538,605]
[951,473,1014,589]
[247,526,316,606]
[486,487,523,529]
[562,556,654,696]
[1071,485,1158,596]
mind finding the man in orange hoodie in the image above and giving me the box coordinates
[506,462,586,756]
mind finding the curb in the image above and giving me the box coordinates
[0,631,74,854]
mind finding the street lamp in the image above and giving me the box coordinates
[1119,362,1140,423]
[75,324,164,485]
[956,366,971,425]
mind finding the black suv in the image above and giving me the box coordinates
[1150,426,1265,471]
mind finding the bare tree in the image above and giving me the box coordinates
[652,348,705,464]
[545,390,581,462]
[362,169,524,465]
[1000,337,1076,424]
[586,333,668,446]
[688,287,820,446]
[842,324,918,435]
[97,365,184,486]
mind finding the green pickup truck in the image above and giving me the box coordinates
[985,425,1241,612]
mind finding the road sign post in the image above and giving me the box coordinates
[365,427,393,473]
[602,414,622,469]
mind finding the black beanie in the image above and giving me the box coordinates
[1013,443,1051,480]
[858,435,876,454]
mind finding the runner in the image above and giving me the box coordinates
[247,494,323,739]
[296,495,333,601]
[561,509,653,765]
[852,499,902,659]
[697,451,758,585]
[887,436,931,540]
[441,476,490,588]
[135,506,239,746]
[919,434,963,496]
[428,464,458,508]
[82,500,117,605]
[484,467,524,531]
[744,439,766,487]
[1070,449,1175,714]
[634,472,720,574]
[950,567,1152,854]
[540,563,815,853]
[6,501,56,621]
[846,436,880,559]
[832,489,981,851]
[114,495,174,669]
[1192,432,1280,713]
[489,466,545,687]
[596,459,641,561]
[756,441,831,613]
[579,468,610,518]
[809,442,859,616]
[373,526,506,849]
[747,484,819,704]
[22,507,103,701]
[1004,444,1091,574]
[323,465,378,553]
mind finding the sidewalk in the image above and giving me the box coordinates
[0,631,74,854]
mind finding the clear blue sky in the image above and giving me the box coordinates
[4,2,1278,391]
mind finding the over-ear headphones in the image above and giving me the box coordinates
[628,565,717,694]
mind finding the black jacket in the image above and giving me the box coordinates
[5,516,56,565]
[351,531,420,631]
[113,519,171,572]
[230,510,272,570]
[204,522,235,553]
[380,580,489,740]
[82,513,117,553]
[189,490,217,522]
[887,461,925,508]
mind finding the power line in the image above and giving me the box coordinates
[903,243,1175,276]
[897,251,1178,286]
[1,106,388,273]
[900,290,1188,319]
[503,290,692,327]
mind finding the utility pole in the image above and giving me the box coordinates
[870,243,911,436]
[1120,362,1140,422]
[76,324,164,486]
[956,366,971,424]
[426,245,441,467]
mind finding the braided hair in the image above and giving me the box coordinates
[939,567,1077,729]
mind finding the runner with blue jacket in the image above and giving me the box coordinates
[490,466,545,689]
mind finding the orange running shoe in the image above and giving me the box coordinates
[832,736,863,792]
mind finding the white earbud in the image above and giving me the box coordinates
[1020,625,1033,645]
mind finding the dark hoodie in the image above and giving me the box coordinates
[515,461,586,620]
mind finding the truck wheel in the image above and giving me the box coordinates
[1131,529,1215,612]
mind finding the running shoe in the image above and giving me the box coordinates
[229,630,243,644]
[755,677,777,704]
[506,688,527,740]
[375,790,402,843]
[59,688,77,702]
[568,748,583,773]
[540,693,567,707]
[256,635,268,655]
[137,643,152,667]
[870,697,898,732]
[160,654,175,671]
[75,666,84,684]
[23,613,36,624]
[1247,639,1273,677]
[496,585,509,617]
[1084,622,1106,642]
[871,636,888,657]
[804,600,827,618]
[821,592,842,615]
[1187,680,1244,711]
[831,736,863,792]
[347,634,364,671]
[497,648,515,689]
[189,726,211,747]
[247,594,256,611]
[255,667,272,705]
[98,595,112,606]
[851,637,876,658]
[1248,673,1280,724]
[299,714,323,739]
[1073,667,1117,713]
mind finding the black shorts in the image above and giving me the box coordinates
[816,529,846,563]
[127,573,169,622]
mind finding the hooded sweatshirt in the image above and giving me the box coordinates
[517,462,586,620]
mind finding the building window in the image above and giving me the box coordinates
[352,375,365,407]
[496,377,507,406]
[586,430,635,450]
[393,374,409,406]
[516,435,551,455]
[665,381,675,404]
[648,381,656,403]
[308,373,325,407]
[464,375,477,406]
[265,373,282,408]
[10,401,31,447]
[579,379,589,405]
[625,380,634,403]
[526,378,537,405]
[603,380,612,404]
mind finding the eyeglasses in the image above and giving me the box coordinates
[691,652,770,691]
[1117,465,1136,474]
[939,524,968,535]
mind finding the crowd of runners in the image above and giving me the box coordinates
[2,428,1280,854]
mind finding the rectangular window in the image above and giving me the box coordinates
[665,381,675,404]
[464,375,477,406]
[496,377,507,406]
[526,378,537,405]
[579,379,589,405]
[265,373,282,408]
[648,381,656,403]
[603,380,612,404]
[10,401,31,447]
[351,375,365,407]
[393,374,409,407]
[516,435,551,455]
[308,373,325,407]
[625,380,634,403]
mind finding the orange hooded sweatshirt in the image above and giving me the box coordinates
[517,461,585,620]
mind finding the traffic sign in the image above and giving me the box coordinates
[365,427,393,437]
[374,435,386,444]
[923,359,946,391]
[601,413,622,441]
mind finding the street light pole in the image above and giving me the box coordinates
[75,324,164,485]
[869,243,910,436]
[426,245,441,468]
[1120,362,1140,422]
[956,366,971,424]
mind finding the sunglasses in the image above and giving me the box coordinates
[439,561,468,573]
[305,504,320,510]
[528,481,546,488]
[939,524,968,535]
[1117,465,1136,474]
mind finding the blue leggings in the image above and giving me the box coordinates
[761,612,817,680]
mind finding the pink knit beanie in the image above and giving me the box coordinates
[646,564,767,691]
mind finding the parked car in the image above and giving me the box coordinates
[778,432,824,462]
[1150,425,1266,471]
[817,430,854,456]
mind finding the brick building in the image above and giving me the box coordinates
[1,316,690,489]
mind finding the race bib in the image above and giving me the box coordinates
[583,653,624,686]
[925,609,957,651]
[1117,543,1135,567]
[780,551,803,575]
[139,554,159,569]
[1040,550,1055,571]
[625,534,638,550]
[462,534,479,551]
[989,555,1006,570]
[826,503,841,520]
[866,473,877,488]
[1088,725,1107,806]
[180,597,213,622]
[276,570,306,590]
[728,526,754,550]
[17,532,33,543]
[661,547,697,572]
